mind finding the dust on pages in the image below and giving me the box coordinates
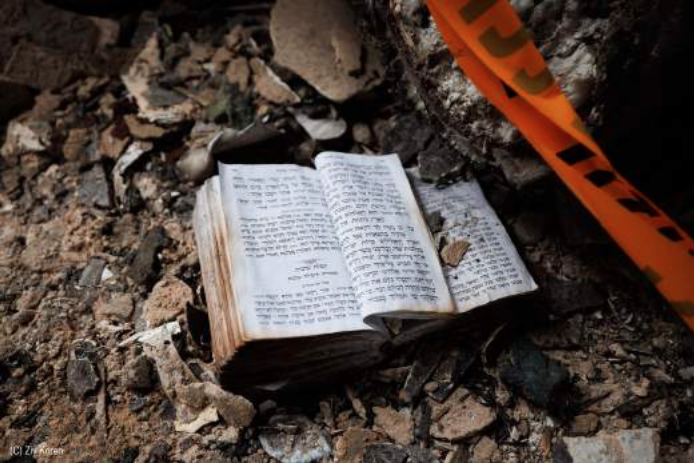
[193,152,536,391]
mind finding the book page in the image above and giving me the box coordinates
[408,170,537,312]
[218,163,368,340]
[315,153,454,319]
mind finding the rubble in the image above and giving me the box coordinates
[429,388,497,441]
[270,0,384,102]
[259,414,332,463]
[0,1,692,461]
[558,428,660,463]
[498,335,571,410]
[373,406,414,445]
[143,276,194,328]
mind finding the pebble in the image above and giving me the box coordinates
[334,427,381,463]
[373,406,414,445]
[429,388,496,441]
[259,414,332,463]
[66,358,100,399]
[559,428,660,463]
[143,276,193,328]
[123,355,155,391]
[498,335,570,410]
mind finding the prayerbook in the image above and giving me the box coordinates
[193,152,537,391]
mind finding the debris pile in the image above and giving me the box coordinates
[1,0,693,462]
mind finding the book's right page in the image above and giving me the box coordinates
[408,169,538,312]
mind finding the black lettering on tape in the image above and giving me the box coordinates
[617,195,660,217]
[513,67,554,95]
[585,170,616,187]
[658,226,684,242]
[460,0,499,24]
[557,144,595,165]
[501,81,517,99]
[479,27,531,58]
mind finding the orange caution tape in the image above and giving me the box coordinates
[427,0,694,331]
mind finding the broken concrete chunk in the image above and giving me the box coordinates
[334,428,382,463]
[440,240,471,267]
[259,414,332,463]
[124,114,168,140]
[471,436,501,463]
[78,257,106,288]
[1,119,52,157]
[93,292,134,322]
[143,276,193,328]
[498,336,570,410]
[225,57,251,92]
[270,0,384,102]
[429,388,496,442]
[249,58,300,105]
[128,226,167,285]
[373,406,414,446]
[363,443,408,463]
[123,355,156,392]
[558,428,660,463]
[78,164,112,209]
[67,358,100,399]
[175,406,219,433]
[63,128,92,162]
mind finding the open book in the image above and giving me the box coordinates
[193,152,536,391]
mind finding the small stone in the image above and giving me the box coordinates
[225,57,251,92]
[429,388,496,442]
[570,414,600,435]
[471,436,500,463]
[373,406,414,446]
[363,443,408,463]
[78,257,106,288]
[558,428,660,463]
[440,240,471,267]
[418,139,467,183]
[334,427,381,463]
[201,382,255,428]
[78,164,112,209]
[678,366,694,381]
[128,226,167,285]
[249,58,300,105]
[352,123,373,145]
[124,114,167,140]
[383,113,433,166]
[66,358,100,399]
[123,355,155,391]
[425,211,444,234]
[498,335,570,410]
[93,292,134,322]
[144,276,193,328]
[259,414,332,463]
[491,148,550,190]
[63,128,91,162]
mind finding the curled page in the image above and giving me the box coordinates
[316,153,454,319]
[408,170,538,312]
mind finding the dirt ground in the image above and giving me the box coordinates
[1,1,693,462]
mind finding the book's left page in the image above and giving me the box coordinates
[217,163,369,340]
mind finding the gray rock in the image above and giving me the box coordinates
[66,358,100,399]
[259,414,332,463]
[78,257,106,288]
[128,226,167,285]
[78,164,112,209]
[123,356,155,391]
[511,212,549,246]
[498,335,570,410]
[363,443,408,463]
[558,428,660,463]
